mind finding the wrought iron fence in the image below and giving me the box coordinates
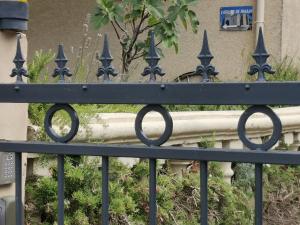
[1,28,300,225]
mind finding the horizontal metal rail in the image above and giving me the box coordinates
[1,140,300,165]
[0,82,299,105]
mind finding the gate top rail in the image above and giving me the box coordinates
[0,82,299,105]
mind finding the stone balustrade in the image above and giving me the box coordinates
[27,106,300,183]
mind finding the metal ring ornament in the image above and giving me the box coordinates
[237,105,282,151]
[135,105,173,146]
[44,104,79,143]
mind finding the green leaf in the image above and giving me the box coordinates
[146,0,164,18]
[148,6,164,18]
[113,4,124,22]
[91,10,110,29]
[148,15,160,26]
[93,0,124,26]
[188,10,199,33]
[179,8,188,30]
[167,5,181,21]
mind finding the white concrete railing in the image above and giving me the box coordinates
[27,107,300,183]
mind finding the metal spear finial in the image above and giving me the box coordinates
[96,34,118,82]
[10,35,28,83]
[141,31,165,82]
[195,30,218,82]
[53,44,72,83]
[248,27,275,82]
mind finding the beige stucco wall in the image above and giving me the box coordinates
[27,0,104,80]
[281,0,300,62]
[182,0,255,81]
[0,31,28,200]
[264,0,282,63]
[27,0,287,81]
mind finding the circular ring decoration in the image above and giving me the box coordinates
[135,105,173,146]
[237,105,282,151]
[44,104,79,143]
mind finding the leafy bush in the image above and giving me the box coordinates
[25,158,253,225]
[26,156,300,225]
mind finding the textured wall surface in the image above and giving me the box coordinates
[281,0,300,62]
[0,31,28,200]
[264,0,283,63]
[27,0,286,81]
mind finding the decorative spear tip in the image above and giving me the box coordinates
[141,31,165,81]
[101,33,113,60]
[53,43,72,82]
[11,34,28,83]
[254,27,268,56]
[56,44,67,62]
[96,33,118,81]
[195,30,218,82]
[147,31,160,60]
[248,27,275,81]
[14,35,25,63]
[198,30,213,60]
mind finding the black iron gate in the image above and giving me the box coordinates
[1,28,300,225]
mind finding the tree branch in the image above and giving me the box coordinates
[132,19,136,32]
[111,21,121,40]
[131,47,139,61]
[126,6,147,55]
[114,19,129,37]
[140,22,161,34]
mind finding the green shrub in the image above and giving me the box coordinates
[25,158,253,225]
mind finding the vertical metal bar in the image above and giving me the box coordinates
[15,152,23,225]
[149,158,157,225]
[57,155,64,225]
[200,161,208,225]
[255,163,263,225]
[102,156,109,225]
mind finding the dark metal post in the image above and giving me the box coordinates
[200,161,208,225]
[15,152,23,225]
[0,1,29,31]
[102,156,109,225]
[149,158,157,225]
[255,163,263,225]
[57,155,64,225]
